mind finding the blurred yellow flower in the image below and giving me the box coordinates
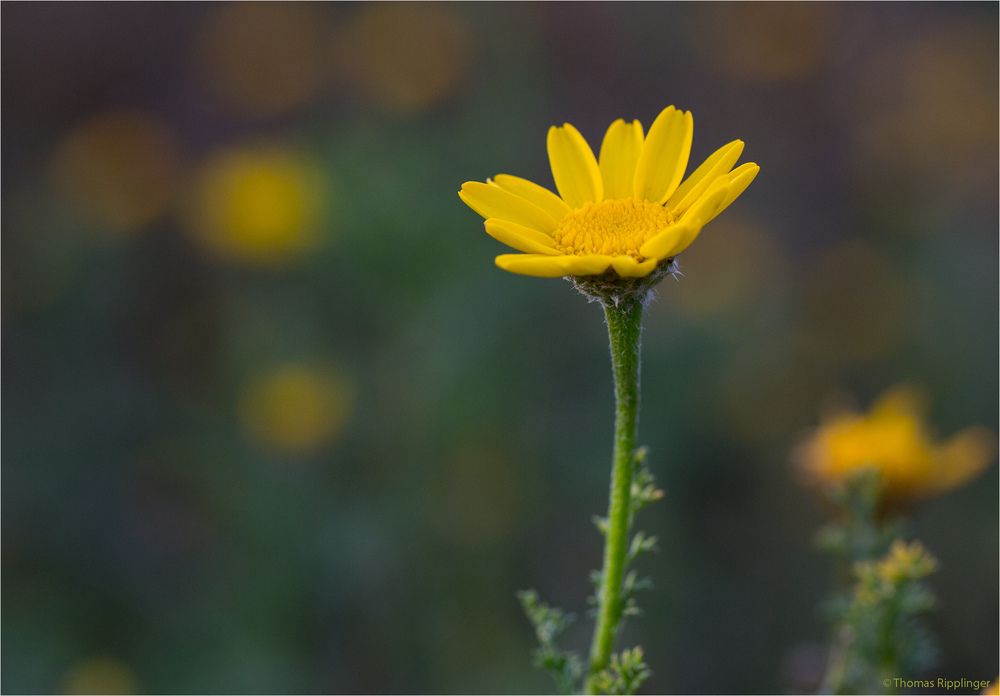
[50,110,181,235]
[240,364,353,455]
[873,539,938,585]
[335,3,472,114]
[984,678,999,695]
[703,4,837,82]
[61,655,137,695]
[193,3,328,119]
[795,385,996,504]
[186,145,327,266]
[851,23,997,201]
[459,106,758,278]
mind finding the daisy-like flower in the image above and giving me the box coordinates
[459,106,758,282]
[794,385,996,505]
[467,108,759,689]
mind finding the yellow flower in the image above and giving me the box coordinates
[459,106,758,278]
[61,655,138,695]
[50,110,181,235]
[795,385,996,504]
[240,364,353,455]
[186,145,327,266]
[335,4,472,114]
[874,539,938,585]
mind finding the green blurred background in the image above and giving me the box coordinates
[3,2,997,693]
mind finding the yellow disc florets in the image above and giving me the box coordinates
[553,198,674,260]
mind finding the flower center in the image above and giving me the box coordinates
[552,198,674,259]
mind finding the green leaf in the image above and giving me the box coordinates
[518,590,584,694]
[591,647,652,695]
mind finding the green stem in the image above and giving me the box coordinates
[586,297,644,691]
[819,625,853,694]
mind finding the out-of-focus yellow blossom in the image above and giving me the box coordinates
[703,3,837,82]
[61,655,137,695]
[334,4,472,114]
[459,106,758,278]
[794,385,996,504]
[240,364,353,455]
[186,145,328,266]
[873,539,938,586]
[851,24,997,201]
[848,541,937,645]
[983,679,999,695]
[49,110,181,235]
[832,538,940,694]
[193,3,328,119]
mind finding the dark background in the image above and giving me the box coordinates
[3,2,997,693]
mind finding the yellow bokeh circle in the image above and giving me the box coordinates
[192,3,328,119]
[186,145,328,266]
[61,656,137,695]
[49,110,181,236]
[241,364,353,455]
[335,4,473,114]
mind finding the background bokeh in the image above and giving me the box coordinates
[3,2,997,693]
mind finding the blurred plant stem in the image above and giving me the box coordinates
[586,297,643,692]
[818,471,887,695]
[814,469,897,568]
[816,471,938,694]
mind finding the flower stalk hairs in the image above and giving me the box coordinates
[459,106,757,694]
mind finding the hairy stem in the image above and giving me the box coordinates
[586,297,644,691]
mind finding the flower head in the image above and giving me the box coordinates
[794,385,996,505]
[240,364,353,455]
[459,106,758,284]
[876,539,938,583]
[186,145,327,266]
[50,110,180,235]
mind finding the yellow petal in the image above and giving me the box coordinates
[637,221,698,261]
[495,253,572,277]
[491,174,571,221]
[872,385,929,420]
[645,168,754,259]
[928,426,996,495]
[633,106,693,204]
[703,163,759,224]
[459,181,557,233]
[484,218,561,255]
[666,140,744,214]
[610,255,657,278]
[677,176,729,226]
[639,180,728,260]
[559,254,615,276]
[598,119,644,201]
[547,123,603,208]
